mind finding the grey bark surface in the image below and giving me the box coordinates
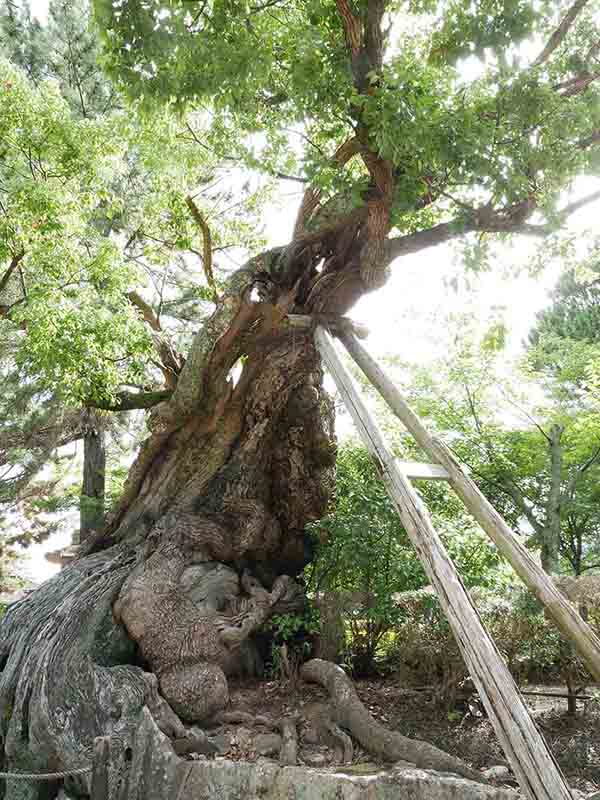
[315,326,573,800]
[80,410,106,541]
[338,327,600,683]
[544,424,563,575]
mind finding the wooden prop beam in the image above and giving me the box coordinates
[397,460,450,481]
[338,327,600,685]
[315,326,573,800]
[286,313,369,339]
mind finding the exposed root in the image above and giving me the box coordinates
[278,716,298,766]
[324,720,353,764]
[214,711,275,728]
[300,659,488,785]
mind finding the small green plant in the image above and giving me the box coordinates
[266,607,321,681]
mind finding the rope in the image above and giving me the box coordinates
[0,765,92,781]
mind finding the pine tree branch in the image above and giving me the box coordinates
[0,408,86,468]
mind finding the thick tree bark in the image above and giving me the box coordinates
[0,241,488,798]
[0,252,342,799]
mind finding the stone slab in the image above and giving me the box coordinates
[178,759,521,800]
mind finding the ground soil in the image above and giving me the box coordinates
[218,676,600,794]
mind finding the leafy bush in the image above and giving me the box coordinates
[307,443,501,675]
[266,608,321,682]
[384,584,600,707]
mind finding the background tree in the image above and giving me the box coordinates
[0,0,269,576]
[404,310,600,577]
[2,0,600,793]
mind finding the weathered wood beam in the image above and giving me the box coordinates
[286,313,369,339]
[520,690,590,701]
[397,460,450,481]
[338,327,600,685]
[315,325,573,800]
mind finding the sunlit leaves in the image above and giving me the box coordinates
[92,0,600,252]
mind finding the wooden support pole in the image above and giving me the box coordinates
[315,326,573,800]
[338,328,600,685]
[286,313,369,339]
[396,460,450,481]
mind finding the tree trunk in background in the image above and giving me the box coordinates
[79,410,106,543]
[542,424,563,576]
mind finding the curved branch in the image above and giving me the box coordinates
[385,218,476,262]
[293,137,361,237]
[127,290,161,331]
[186,195,217,301]
[385,188,600,264]
[532,0,592,67]
[127,291,183,389]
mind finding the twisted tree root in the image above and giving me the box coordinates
[300,659,487,785]
[279,715,299,766]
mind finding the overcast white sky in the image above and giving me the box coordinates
[16,0,600,584]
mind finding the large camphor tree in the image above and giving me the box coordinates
[2,0,600,796]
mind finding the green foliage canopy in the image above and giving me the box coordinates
[94,0,600,241]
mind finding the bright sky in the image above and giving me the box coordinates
[16,0,600,585]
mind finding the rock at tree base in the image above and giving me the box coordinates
[119,709,520,800]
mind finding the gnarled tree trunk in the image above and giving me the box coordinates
[0,227,483,797]
[0,246,343,799]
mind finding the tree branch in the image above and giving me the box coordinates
[88,389,173,412]
[561,441,600,505]
[532,0,592,67]
[559,187,600,217]
[365,0,386,71]
[127,291,183,390]
[127,290,161,331]
[385,188,600,264]
[335,0,362,57]
[0,250,24,297]
[385,218,475,262]
[293,137,361,237]
[0,408,86,469]
[185,195,218,302]
[555,68,600,97]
